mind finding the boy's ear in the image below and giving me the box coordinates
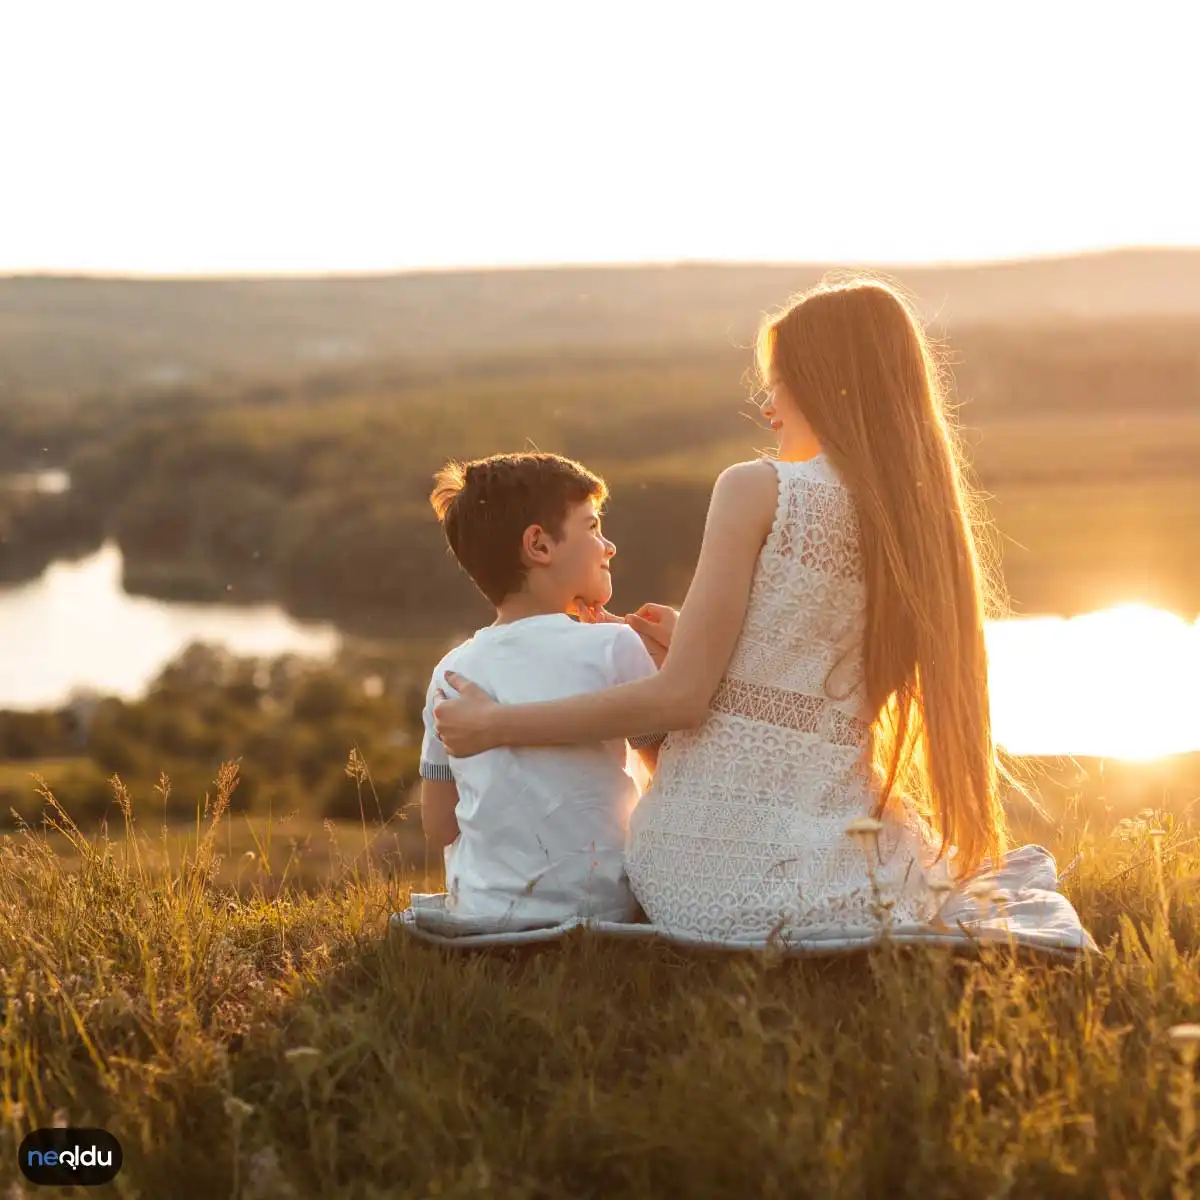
[520,523,555,568]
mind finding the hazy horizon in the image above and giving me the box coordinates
[5,1,1198,275]
[5,243,1200,283]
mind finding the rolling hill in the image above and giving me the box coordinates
[2,248,1200,399]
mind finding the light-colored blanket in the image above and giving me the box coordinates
[389,844,1098,961]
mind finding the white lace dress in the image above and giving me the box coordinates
[626,454,943,940]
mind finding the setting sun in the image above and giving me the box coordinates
[986,605,1200,760]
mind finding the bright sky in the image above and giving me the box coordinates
[3,1,1197,275]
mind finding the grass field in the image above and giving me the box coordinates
[0,759,429,894]
[1,759,1200,1196]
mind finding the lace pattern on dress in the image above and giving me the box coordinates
[710,678,869,747]
[765,457,864,583]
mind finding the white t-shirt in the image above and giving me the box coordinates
[420,614,662,924]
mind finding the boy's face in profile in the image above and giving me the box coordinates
[528,496,615,609]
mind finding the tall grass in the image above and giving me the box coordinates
[2,762,1200,1197]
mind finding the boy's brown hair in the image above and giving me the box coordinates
[430,452,608,606]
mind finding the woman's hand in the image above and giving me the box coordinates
[625,603,678,669]
[625,604,678,646]
[433,672,501,758]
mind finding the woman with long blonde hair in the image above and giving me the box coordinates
[433,276,1018,938]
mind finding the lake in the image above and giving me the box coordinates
[0,541,342,709]
[986,605,1200,759]
[1,470,1197,757]
[4,468,70,495]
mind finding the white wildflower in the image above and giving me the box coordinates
[224,1096,254,1121]
[284,1046,322,1080]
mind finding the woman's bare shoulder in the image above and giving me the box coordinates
[714,457,779,491]
[709,459,779,538]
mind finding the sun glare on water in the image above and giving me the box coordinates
[986,605,1200,760]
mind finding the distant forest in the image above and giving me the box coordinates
[3,319,1199,631]
[3,253,1200,632]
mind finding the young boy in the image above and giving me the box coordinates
[419,452,664,926]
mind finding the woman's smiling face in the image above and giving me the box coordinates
[760,370,822,462]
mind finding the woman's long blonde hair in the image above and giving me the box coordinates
[757,275,1006,875]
